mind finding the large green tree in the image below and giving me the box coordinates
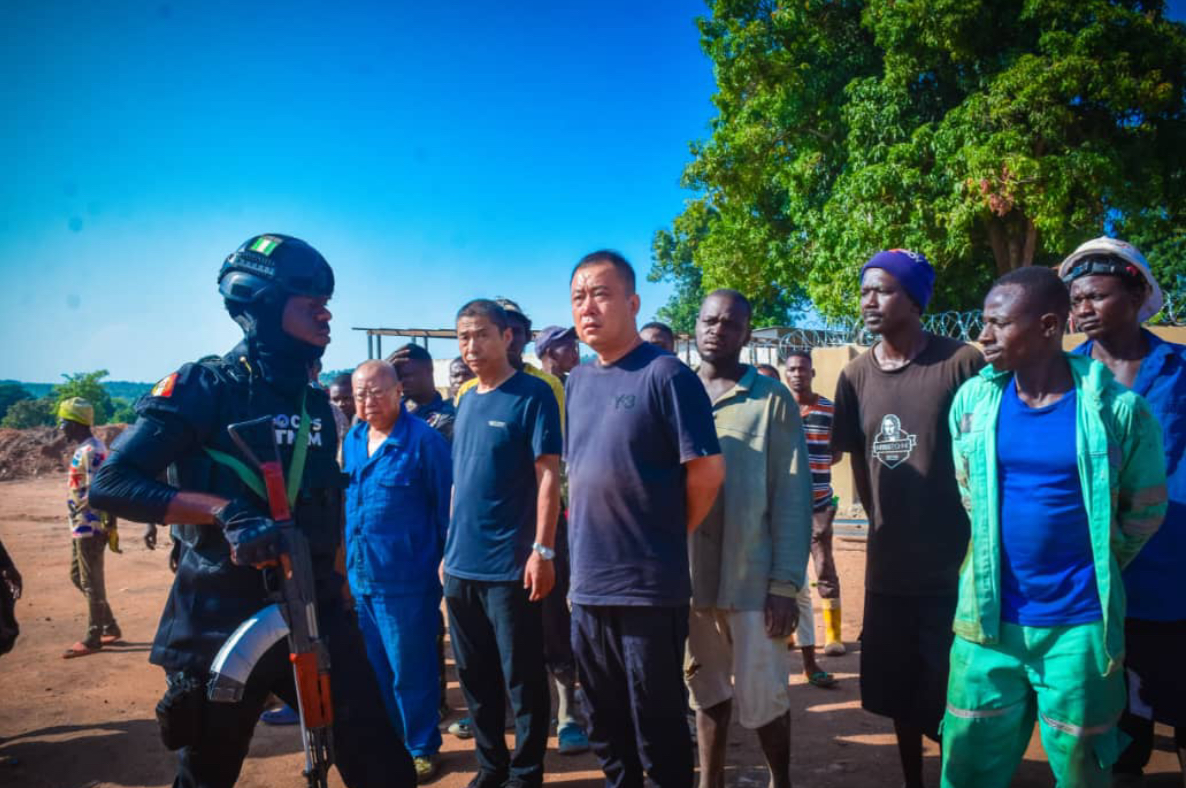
[655,0,1186,319]
[650,200,808,333]
[53,370,115,425]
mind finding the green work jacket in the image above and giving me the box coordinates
[948,353,1167,676]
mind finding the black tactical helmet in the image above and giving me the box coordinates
[218,234,334,307]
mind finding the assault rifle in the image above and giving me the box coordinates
[207,415,334,788]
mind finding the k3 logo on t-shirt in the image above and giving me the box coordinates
[871,414,917,469]
[614,395,636,410]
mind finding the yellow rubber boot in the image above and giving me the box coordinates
[822,598,845,656]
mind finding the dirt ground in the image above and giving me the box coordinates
[0,426,126,483]
[0,475,1180,788]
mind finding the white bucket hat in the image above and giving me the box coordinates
[1058,236,1164,323]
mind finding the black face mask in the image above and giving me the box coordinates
[230,298,323,394]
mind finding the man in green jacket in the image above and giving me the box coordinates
[941,267,1167,788]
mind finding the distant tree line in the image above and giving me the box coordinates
[0,372,150,429]
[0,366,357,429]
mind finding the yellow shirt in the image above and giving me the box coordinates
[456,364,565,433]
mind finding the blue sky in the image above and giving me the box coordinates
[0,1,716,381]
[4,1,1185,383]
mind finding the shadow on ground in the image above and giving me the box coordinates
[0,719,174,788]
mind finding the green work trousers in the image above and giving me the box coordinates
[940,621,1126,788]
[69,535,116,645]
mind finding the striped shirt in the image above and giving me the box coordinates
[799,395,834,512]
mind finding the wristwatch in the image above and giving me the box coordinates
[532,542,555,560]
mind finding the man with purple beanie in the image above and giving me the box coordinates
[831,250,984,788]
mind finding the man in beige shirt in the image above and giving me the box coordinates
[688,289,813,788]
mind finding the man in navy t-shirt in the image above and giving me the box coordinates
[444,299,563,788]
[565,250,724,788]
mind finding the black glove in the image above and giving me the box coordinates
[213,498,282,567]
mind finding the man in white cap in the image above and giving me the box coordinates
[1061,237,1186,785]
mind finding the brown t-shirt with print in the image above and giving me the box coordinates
[831,334,984,596]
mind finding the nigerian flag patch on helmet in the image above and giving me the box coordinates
[249,236,283,256]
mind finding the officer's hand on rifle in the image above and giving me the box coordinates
[214,499,282,568]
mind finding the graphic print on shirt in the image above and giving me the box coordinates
[67,438,108,537]
[272,413,324,447]
[871,414,917,469]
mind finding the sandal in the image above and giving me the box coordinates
[807,670,837,688]
[63,641,102,659]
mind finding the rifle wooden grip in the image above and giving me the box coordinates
[290,651,334,728]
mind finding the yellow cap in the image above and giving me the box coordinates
[57,397,95,427]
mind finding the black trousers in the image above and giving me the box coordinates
[859,590,956,741]
[445,574,549,787]
[1114,617,1186,775]
[172,599,415,788]
[571,604,693,788]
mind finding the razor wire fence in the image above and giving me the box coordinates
[774,290,1184,357]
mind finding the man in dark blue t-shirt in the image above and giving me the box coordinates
[565,251,724,788]
[444,299,563,788]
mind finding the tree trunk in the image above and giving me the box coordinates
[986,211,1037,274]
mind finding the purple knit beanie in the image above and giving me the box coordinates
[860,249,935,311]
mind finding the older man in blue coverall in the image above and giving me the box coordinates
[345,360,453,782]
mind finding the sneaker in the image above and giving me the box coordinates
[448,718,474,739]
[413,756,438,783]
[823,641,847,657]
[259,704,301,726]
[557,723,590,755]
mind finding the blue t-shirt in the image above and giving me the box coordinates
[565,340,721,606]
[1075,331,1186,620]
[997,383,1101,626]
[445,371,562,582]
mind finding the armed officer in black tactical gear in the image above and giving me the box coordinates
[91,234,416,788]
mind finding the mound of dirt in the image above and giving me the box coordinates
[0,425,126,481]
